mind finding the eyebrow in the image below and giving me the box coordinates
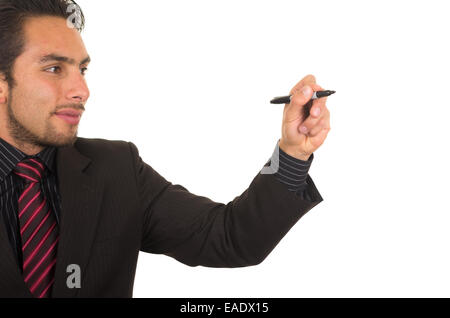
[38,54,91,66]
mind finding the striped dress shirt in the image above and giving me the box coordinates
[266,139,314,199]
[0,138,61,272]
[0,137,313,269]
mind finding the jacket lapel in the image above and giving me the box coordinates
[51,141,104,298]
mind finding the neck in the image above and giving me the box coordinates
[0,115,46,155]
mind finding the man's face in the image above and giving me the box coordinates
[4,16,90,148]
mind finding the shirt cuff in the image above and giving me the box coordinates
[260,139,313,192]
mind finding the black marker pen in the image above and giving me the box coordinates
[270,90,336,104]
[270,90,336,119]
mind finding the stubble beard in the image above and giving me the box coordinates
[6,89,78,149]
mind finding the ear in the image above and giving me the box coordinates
[0,74,8,104]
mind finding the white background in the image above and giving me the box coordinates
[75,0,450,297]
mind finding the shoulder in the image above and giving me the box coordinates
[70,137,143,178]
[75,137,131,152]
[73,137,140,163]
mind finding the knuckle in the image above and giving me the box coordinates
[305,74,316,82]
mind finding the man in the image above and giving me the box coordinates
[0,0,330,298]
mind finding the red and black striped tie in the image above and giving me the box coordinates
[13,157,59,298]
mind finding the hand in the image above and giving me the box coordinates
[279,74,331,161]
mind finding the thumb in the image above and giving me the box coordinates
[285,85,313,119]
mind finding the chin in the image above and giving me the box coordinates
[55,135,77,147]
[41,132,78,148]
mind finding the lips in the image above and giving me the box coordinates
[55,109,82,117]
[54,108,83,125]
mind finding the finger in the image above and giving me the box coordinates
[299,92,329,130]
[289,74,316,95]
[308,127,331,149]
[285,84,314,121]
[308,111,330,137]
[299,104,329,135]
[305,84,325,118]
[285,83,324,122]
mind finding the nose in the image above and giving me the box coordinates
[66,72,90,104]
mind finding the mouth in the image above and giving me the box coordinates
[55,109,83,117]
[54,110,82,125]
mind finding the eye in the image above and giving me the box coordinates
[46,66,61,74]
[45,66,89,76]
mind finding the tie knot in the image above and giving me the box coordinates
[13,157,46,183]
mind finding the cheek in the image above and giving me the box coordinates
[31,79,58,102]
[17,79,59,115]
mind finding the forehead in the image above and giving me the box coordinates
[20,16,88,63]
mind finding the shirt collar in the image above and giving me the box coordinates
[0,137,57,182]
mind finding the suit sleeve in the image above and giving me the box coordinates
[128,141,323,268]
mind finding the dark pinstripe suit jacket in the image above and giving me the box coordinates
[0,137,323,297]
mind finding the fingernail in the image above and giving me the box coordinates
[302,85,311,97]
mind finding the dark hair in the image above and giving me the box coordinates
[0,0,85,89]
